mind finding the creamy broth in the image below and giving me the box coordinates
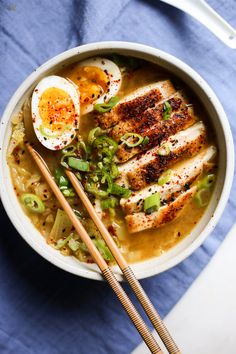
[8,55,217,264]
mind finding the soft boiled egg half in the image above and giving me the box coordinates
[31,75,80,150]
[60,57,122,114]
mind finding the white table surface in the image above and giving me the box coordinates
[132,223,236,354]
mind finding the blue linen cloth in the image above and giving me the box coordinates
[0,0,236,353]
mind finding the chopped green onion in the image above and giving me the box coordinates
[93,239,114,261]
[120,132,144,147]
[158,143,171,156]
[97,162,103,170]
[21,193,45,213]
[73,209,82,218]
[163,101,172,120]
[59,186,68,191]
[143,192,160,214]
[158,169,173,186]
[68,157,90,171]
[62,188,75,197]
[55,233,73,250]
[85,181,108,198]
[75,172,82,180]
[194,188,211,208]
[101,198,118,210]
[110,163,119,179]
[92,175,99,182]
[93,135,118,152]
[101,171,113,193]
[62,145,76,155]
[197,174,215,190]
[87,127,105,145]
[59,175,69,187]
[55,169,75,196]
[94,96,119,113]
[60,151,76,168]
[142,136,150,146]
[68,238,80,252]
[77,139,89,160]
[111,183,131,198]
[55,169,68,186]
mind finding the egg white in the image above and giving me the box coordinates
[77,57,122,114]
[31,75,80,150]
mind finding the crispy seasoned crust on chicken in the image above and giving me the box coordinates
[110,90,184,142]
[125,186,197,233]
[95,80,175,129]
[127,121,207,190]
[120,145,216,214]
[116,121,206,190]
[115,96,197,163]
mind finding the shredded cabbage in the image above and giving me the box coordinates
[49,209,72,241]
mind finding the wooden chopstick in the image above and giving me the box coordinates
[66,170,181,354]
[26,143,163,354]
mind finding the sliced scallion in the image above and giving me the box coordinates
[158,169,173,186]
[163,101,172,120]
[62,188,75,197]
[94,96,119,113]
[62,145,76,155]
[85,181,108,198]
[142,136,150,146]
[87,127,105,145]
[120,132,144,147]
[143,192,160,214]
[101,198,118,210]
[60,151,77,169]
[68,157,90,172]
[21,193,45,214]
[158,143,171,156]
[111,183,131,198]
[93,135,118,152]
[110,163,119,179]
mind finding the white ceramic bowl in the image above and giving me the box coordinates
[0,42,234,281]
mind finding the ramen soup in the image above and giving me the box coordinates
[7,55,217,264]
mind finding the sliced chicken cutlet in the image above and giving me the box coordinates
[126,186,197,233]
[110,90,184,142]
[95,80,175,129]
[127,121,207,190]
[117,121,206,190]
[115,93,197,163]
[120,145,216,214]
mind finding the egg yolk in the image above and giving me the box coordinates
[61,65,109,108]
[38,87,76,131]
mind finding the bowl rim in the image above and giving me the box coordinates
[0,41,234,281]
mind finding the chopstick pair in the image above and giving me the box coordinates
[26,143,181,354]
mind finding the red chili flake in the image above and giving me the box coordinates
[108,225,116,237]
